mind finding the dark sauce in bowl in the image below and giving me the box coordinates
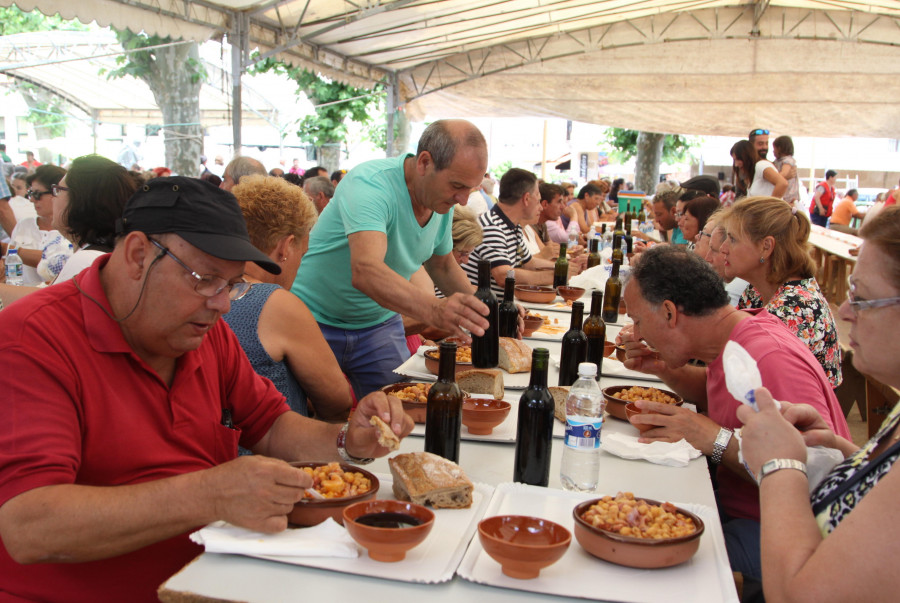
[354,512,423,529]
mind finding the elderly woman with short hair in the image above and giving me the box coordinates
[225,175,353,422]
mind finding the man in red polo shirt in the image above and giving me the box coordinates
[0,177,413,602]
[809,170,838,227]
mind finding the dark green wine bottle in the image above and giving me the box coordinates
[513,348,555,486]
[499,273,519,338]
[583,290,607,380]
[553,243,568,288]
[472,259,499,368]
[586,237,601,268]
[558,301,587,386]
[602,259,622,323]
[424,341,463,462]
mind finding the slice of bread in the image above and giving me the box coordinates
[370,415,400,451]
[549,386,570,422]
[498,337,532,373]
[456,369,504,399]
[389,452,473,509]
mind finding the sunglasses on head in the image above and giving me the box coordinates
[749,129,770,136]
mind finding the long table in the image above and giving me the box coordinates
[159,340,735,603]
[808,225,860,303]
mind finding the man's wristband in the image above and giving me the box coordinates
[710,427,733,465]
[336,422,374,465]
[757,458,807,484]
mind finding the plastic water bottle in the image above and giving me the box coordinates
[567,221,580,248]
[5,248,24,286]
[560,363,605,492]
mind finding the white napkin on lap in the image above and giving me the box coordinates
[601,432,702,467]
[190,518,358,559]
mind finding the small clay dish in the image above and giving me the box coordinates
[604,341,616,358]
[381,382,432,423]
[625,402,657,433]
[572,498,704,568]
[462,397,511,435]
[614,344,627,363]
[601,385,683,421]
[556,285,585,303]
[522,315,544,337]
[478,515,571,579]
[514,285,556,304]
[423,347,473,376]
[343,500,435,562]
[287,462,379,527]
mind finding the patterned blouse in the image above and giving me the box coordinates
[738,278,842,387]
[811,402,900,535]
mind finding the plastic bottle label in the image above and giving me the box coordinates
[564,417,602,449]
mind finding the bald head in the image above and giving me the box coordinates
[416,119,487,171]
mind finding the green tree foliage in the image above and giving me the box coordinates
[491,161,513,180]
[250,57,383,150]
[604,129,695,165]
[104,30,207,85]
[0,5,84,36]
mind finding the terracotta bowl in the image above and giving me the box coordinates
[572,498,704,568]
[287,462,380,527]
[343,500,435,562]
[602,385,683,421]
[423,347,473,376]
[522,315,544,337]
[381,382,432,423]
[625,402,656,433]
[462,398,511,435]
[604,341,616,358]
[556,285,585,303]
[615,344,627,363]
[514,285,556,304]
[478,515,571,580]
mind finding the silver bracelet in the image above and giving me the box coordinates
[336,422,374,465]
[710,427,733,465]
[757,458,807,484]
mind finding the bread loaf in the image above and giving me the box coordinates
[457,369,504,399]
[389,452,473,509]
[549,386,570,422]
[498,337,532,373]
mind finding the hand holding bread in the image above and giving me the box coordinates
[347,391,415,459]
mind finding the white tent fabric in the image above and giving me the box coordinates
[3,0,900,137]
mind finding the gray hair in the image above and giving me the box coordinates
[224,156,266,185]
[629,245,729,316]
[416,119,486,171]
[303,175,334,199]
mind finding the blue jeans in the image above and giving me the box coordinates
[721,515,762,581]
[317,314,410,400]
[809,211,829,227]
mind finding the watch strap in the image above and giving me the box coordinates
[337,422,374,465]
[758,458,807,484]
[710,427,733,465]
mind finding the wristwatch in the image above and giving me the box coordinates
[336,422,374,465]
[710,427,733,465]
[758,458,807,484]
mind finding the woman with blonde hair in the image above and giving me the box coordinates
[224,175,353,422]
[719,196,841,386]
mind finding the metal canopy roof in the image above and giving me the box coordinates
[3,1,900,138]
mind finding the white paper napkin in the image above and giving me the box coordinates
[601,432,702,467]
[189,517,359,559]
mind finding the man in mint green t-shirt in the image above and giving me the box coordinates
[292,120,490,398]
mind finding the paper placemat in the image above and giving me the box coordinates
[242,475,493,585]
[457,483,738,603]
[407,394,519,443]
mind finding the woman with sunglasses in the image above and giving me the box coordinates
[737,205,900,602]
[0,156,135,307]
[8,166,66,285]
[719,197,842,387]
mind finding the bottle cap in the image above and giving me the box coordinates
[578,362,597,377]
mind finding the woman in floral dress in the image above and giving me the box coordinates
[719,197,841,386]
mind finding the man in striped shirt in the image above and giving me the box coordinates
[463,168,578,295]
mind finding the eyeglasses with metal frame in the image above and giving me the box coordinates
[149,239,251,301]
[846,275,900,315]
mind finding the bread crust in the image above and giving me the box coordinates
[456,368,504,399]
[389,452,473,509]
[549,386,570,422]
[498,337,532,373]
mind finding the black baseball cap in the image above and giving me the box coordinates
[118,176,280,274]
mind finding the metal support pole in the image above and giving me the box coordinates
[385,73,398,158]
[231,12,248,154]
[91,110,98,155]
